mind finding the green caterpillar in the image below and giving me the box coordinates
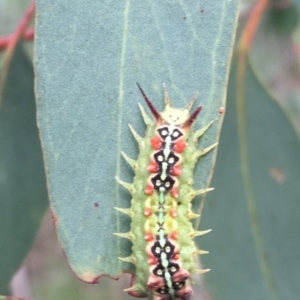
[115,84,216,300]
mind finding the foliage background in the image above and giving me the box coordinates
[1,1,300,300]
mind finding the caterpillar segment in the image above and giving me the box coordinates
[115,84,216,299]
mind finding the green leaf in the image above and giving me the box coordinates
[35,1,239,281]
[201,60,300,299]
[0,43,48,293]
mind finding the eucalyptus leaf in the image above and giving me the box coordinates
[201,60,300,299]
[35,0,239,282]
[0,43,48,293]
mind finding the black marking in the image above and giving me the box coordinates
[151,239,176,260]
[157,284,169,295]
[158,202,164,209]
[170,128,183,141]
[151,174,175,191]
[172,272,189,282]
[151,241,162,258]
[153,264,165,277]
[172,281,186,291]
[157,222,165,232]
[153,261,180,278]
[157,127,183,142]
[168,262,180,275]
[163,240,175,259]
[153,151,179,169]
[157,127,170,140]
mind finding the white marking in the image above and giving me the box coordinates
[161,252,168,268]
[170,266,176,273]
[161,162,168,180]
[168,157,175,164]
[164,271,173,293]
[161,129,168,136]
[173,131,179,137]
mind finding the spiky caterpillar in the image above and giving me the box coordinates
[115,84,217,300]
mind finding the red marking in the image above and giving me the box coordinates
[175,285,193,298]
[147,275,165,290]
[172,269,190,282]
[1,27,35,49]
[62,250,127,285]
[170,165,181,176]
[87,274,101,284]
[170,231,179,240]
[145,184,154,195]
[68,253,109,284]
[24,27,34,40]
[170,208,177,218]
[0,36,10,49]
[173,139,187,153]
[151,136,162,150]
[144,207,152,217]
[145,232,154,241]
[269,167,286,183]
[183,106,202,128]
[50,209,58,227]
[175,253,181,260]
[218,106,225,114]
[171,187,179,198]
[0,1,35,51]
[94,202,99,207]
[172,252,180,261]
[147,161,159,173]
[148,256,158,265]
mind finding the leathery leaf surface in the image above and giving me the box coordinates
[0,43,48,293]
[34,1,239,281]
[201,60,300,299]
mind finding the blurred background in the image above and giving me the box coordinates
[1,0,300,299]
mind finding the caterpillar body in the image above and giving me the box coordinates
[115,84,217,300]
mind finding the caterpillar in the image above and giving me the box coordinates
[115,84,217,300]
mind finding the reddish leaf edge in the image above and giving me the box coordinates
[50,208,134,286]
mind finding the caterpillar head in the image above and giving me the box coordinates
[137,83,202,128]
